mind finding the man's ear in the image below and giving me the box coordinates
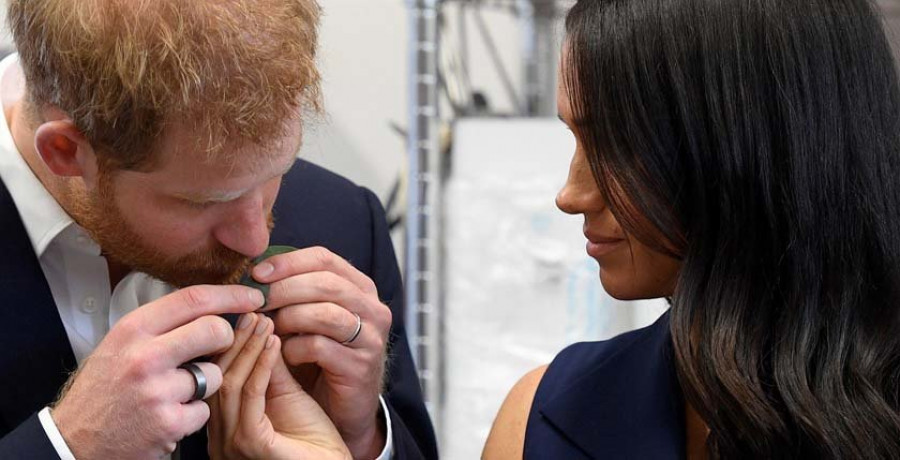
[33,113,100,185]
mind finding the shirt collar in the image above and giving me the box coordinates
[0,53,87,258]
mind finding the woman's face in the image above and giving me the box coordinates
[556,71,681,300]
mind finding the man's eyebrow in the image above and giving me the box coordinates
[175,188,247,203]
[176,157,298,203]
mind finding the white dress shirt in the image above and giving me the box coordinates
[0,53,393,460]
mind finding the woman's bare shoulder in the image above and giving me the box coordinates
[482,365,549,460]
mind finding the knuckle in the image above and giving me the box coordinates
[283,351,301,367]
[232,285,251,306]
[182,285,213,311]
[137,380,165,406]
[283,339,307,366]
[271,307,289,326]
[195,401,210,424]
[218,376,239,399]
[241,379,265,399]
[271,309,294,335]
[335,309,353,331]
[372,335,387,354]
[127,348,160,379]
[283,348,303,367]
[269,279,289,304]
[206,316,234,347]
[308,335,327,356]
[281,344,299,366]
[156,406,183,441]
[362,278,378,296]
[310,246,334,268]
[373,303,393,329]
[112,315,136,336]
[318,273,344,296]
[314,305,341,328]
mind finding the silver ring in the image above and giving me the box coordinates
[179,362,207,402]
[341,313,363,345]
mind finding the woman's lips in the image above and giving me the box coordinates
[585,235,626,258]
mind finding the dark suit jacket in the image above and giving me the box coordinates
[524,311,685,459]
[0,159,438,459]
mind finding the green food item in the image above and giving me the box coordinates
[240,245,297,308]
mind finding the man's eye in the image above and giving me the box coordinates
[185,200,214,209]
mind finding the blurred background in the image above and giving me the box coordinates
[2,1,900,458]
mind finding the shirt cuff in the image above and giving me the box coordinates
[38,407,77,460]
[374,395,394,460]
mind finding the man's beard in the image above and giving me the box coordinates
[68,173,273,288]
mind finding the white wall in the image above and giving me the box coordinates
[303,1,532,201]
[300,0,411,199]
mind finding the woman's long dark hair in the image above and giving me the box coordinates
[565,0,900,457]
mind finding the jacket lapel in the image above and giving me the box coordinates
[0,178,77,429]
[538,313,686,459]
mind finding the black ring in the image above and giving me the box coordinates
[179,362,207,402]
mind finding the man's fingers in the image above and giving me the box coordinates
[252,246,378,297]
[281,334,375,379]
[154,400,210,449]
[180,399,212,440]
[272,303,363,344]
[152,315,236,369]
[166,362,223,403]
[131,285,264,336]
[261,271,366,313]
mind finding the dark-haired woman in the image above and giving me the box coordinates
[484,0,900,458]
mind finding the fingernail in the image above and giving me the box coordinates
[253,262,274,279]
[249,289,265,307]
[237,313,253,330]
[255,316,268,335]
[266,335,276,349]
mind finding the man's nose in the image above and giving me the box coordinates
[213,194,271,258]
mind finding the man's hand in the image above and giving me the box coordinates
[250,247,393,459]
[51,285,265,459]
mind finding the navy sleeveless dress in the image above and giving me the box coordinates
[523,311,687,459]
